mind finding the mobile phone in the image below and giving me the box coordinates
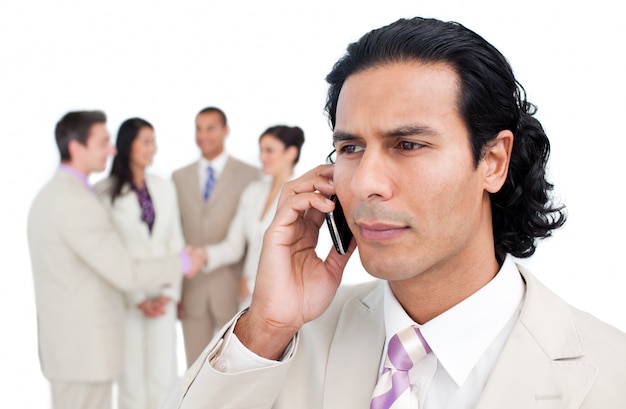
[325,195,353,255]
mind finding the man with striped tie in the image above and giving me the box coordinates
[174,18,626,409]
[172,106,259,367]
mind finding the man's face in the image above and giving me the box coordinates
[79,123,115,173]
[332,61,495,284]
[195,112,228,160]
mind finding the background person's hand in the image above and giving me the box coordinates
[184,246,207,279]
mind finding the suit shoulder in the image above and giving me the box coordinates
[571,306,626,357]
[146,173,173,188]
[172,161,197,179]
[93,176,113,196]
[32,171,91,207]
[242,178,269,194]
[228,157,260,176]
[28,173,103,232]
[147,174,179,200]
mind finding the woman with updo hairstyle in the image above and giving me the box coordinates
[202,125,305,308]
[94,118,184,409]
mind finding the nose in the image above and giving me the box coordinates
[349,149,393,201]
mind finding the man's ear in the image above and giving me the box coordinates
[482,130,513,193]
[67,139,84,161]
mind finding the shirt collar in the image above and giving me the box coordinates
[383,254,524,386]
[198,151,228,178]
[59,164,92,191]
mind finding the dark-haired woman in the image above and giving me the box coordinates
[94,118,183,409]
[202,125,305,309]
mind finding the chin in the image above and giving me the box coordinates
[359,248,414,281]
[359,251,392,278]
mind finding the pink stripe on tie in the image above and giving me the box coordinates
[370,327,430,409]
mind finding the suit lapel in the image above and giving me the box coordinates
[476,267,597,409]
[146,177,163,239]
[178,162,204,206]
[324,283,386,409]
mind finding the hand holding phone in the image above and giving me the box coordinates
[325,195,353,255]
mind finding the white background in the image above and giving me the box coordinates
[1,0,625,407]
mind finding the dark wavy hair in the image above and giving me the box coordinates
[260,125,306,165]
[324,17,566,260]
[107,117,153,203]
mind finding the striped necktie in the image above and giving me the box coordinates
[370,326,431,409]
[203,165,215,202]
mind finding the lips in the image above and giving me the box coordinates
[356,222,408,241]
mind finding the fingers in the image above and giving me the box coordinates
[325,236,357,272]
[184,246,207,278]
[272,165,337,230]
[138,299,163,318]
[277,164,336,210]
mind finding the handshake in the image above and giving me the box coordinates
[182,246,208,279]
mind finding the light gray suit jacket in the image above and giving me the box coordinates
[27,169,182,382]
[176,266,626,408]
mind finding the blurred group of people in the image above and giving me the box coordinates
[27,106,304,409]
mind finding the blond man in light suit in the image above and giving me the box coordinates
[27,111,205,409]
[174,18,626,408]
[173,106,259,367]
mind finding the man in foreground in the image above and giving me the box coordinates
[175,17,626,408]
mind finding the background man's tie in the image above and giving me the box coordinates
[203,165,215,202]
[370,326,431,409]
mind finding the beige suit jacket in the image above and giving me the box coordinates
[172,157,259,317]
[176,266,626,408]
[27,169,182,382]
[94,174,185,307]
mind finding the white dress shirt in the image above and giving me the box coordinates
[215,254,525,409]
[382,254,524,408]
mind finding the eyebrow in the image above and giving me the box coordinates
[333,124,439,143]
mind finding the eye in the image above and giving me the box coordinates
[397,140,425,151]
[337,144,364,155]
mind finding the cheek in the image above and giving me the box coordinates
[130,147,141,161]
[331,164,351,196]
[420,167,484,231]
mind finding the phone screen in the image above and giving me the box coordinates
[325,195,353,255]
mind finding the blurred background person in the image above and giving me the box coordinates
[95,117,185,409]
[27,111,202,409]
[172,106,260,367]
[202,125,305,309]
